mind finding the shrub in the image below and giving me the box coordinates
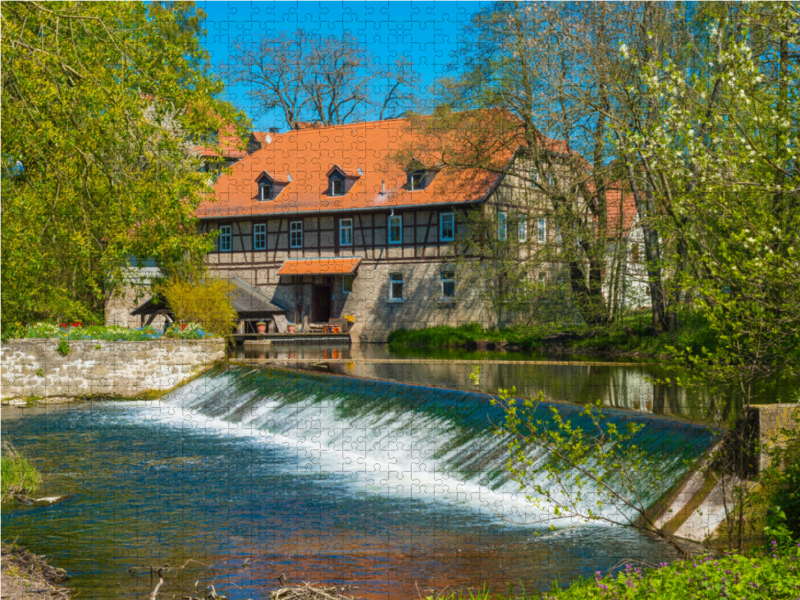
[56,339,70,356]
[164,322,212,339]
[1,442,41,503]
[159,277,238,338]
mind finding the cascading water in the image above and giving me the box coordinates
[164,365,718,527]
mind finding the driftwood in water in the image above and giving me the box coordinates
[271,582,360,600]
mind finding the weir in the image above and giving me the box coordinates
[165,365,719,526]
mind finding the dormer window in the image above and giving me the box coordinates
[331,175,344,196]
[256,171,289,202]
[406,160,437,191]
[259,181,273,202]
[409,170,425,191]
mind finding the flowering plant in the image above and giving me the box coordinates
[165,322,210,339]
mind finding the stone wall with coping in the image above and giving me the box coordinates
[1,339,226,399]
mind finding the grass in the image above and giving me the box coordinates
[1,442,41,503]
[424,545,800,599]
[388,311,717,358]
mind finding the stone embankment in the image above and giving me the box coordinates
[1,339,226,400]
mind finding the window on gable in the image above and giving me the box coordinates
[254,223,266,250]
[219,225,232,252]
[343,275,353,294]
[389,273,403,300]
[440,212,455,242]
[498,211,508,241]
[631,243,640,263]
[441,271,455,298]
[339,218,353,246]
[538,218,547,243]
[388,215,402,244]
[259,181,273,202]
[290,221,303,248]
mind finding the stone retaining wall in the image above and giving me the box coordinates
[747,403,799,473]
[1,339,226,399]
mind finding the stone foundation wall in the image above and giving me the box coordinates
[1,339,226,399]
[748,404,799,473]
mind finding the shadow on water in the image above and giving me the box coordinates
[2,364,722,599]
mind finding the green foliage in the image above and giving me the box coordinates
[35,369,43,378]
[762,416,800,544]
[478,368,686,554]
[388,311,715,357]
[159,277,238,338]
[164,322,213,340]
[56,340,70,356]
[427,547,800,599]
[1,442,41,503]
[1,2,248,331]
[23,324,163,342]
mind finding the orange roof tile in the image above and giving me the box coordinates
[277,257,362,276]
[196,117,511,219]
[194,123,247,160]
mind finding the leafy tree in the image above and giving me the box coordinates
[613,2,800,552]
[1,1,247,333]
[159,276,238,339]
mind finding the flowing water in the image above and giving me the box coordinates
[2,365,719,599]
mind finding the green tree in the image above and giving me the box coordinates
[613,2,800,551]
[1,1,247,333]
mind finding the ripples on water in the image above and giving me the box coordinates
[2,365,720,599]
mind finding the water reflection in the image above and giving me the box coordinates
[2,404,682,600]
[231,343,704,418]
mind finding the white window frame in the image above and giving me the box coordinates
[409,170,425,191]
[389,272,403,301]
[259,181,272,202]
[440,212,455,241]
[498,211,508,241]
[342,275,353,294]
[339,218,353,246]
[518,217,528,242]
[388,215,402,245]
[290,221,303,249]
[331,176,344,196]
[219,225,232,252]
[538,218,547,244]
[441,271,456,299]
[254,223,266,250]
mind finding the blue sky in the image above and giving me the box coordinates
[197,1,487,130]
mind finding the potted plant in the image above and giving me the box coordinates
[287,323,296,334]
[256,321,267,334]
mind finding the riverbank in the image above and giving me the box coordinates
[387,315,716,359]
[1,543,70,599]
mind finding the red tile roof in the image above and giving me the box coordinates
[194,123,247,160]
[196,117,511,219]
[277,257,362,276]
[605,186,639,238]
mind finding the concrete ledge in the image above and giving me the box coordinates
[1,338,226,399]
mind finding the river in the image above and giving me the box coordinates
[0,351,737,599]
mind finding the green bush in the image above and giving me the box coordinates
[763,415,800,543]
[164,322,212,339]
[429,547,800,599]
[1,442,41,503]
[56,339,70,356]
[159,277,238,339]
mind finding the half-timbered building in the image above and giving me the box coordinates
[196,118,504,341]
